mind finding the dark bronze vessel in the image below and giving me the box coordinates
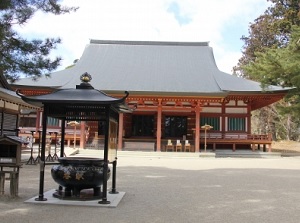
[51,157,110,199]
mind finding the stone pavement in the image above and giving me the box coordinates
[20,144,283,163]
[1,148,300,223]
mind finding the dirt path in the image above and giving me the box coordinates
[272,140,300,152]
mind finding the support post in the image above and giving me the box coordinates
[0,172,5,195]
[10,172,19,197]
[35,105,48,201]
[34,130,42,163]
[118,113,124,150]
[26,130,36,165]
[201,124,213,152]
[61,119,66,157]
[99,106,110,204]
[204,128,207,152]
[35,110,41,132]
[109,160,119,194]
[52,132,59,160]
[73,124,76,149]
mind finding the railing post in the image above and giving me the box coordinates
[268,133,272,141]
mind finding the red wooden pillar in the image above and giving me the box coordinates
[156,99,162,152]
[80,121,86,149]
[268,133,272,152]
[195,102,200,152]
[118,113,124,150]
[221,102,226,136]
[247,103,251,134]
[36,110,41,132]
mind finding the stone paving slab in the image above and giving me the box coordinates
[72,149,281,159]
[21,145,284,161]
[215,150,282,158]
[25,189,125,208]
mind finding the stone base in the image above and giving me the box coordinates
[25,189,125,208]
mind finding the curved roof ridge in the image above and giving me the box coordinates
[90,39,209,47]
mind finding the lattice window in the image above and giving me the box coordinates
[47,117,59,126]
[2,113,18,136]
[228,117,245,131]
[200,117,220,130]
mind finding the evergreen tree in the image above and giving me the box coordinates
[243,26,300,140]
[0,0,77,82]
[236,0,300,140]
[234,0,300,78]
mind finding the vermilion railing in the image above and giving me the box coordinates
[202,133,272,141]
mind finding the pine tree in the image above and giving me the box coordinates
[243,26,300,140]
[0,0,77,82]
[236,0,300,140]
[234,0,300,78]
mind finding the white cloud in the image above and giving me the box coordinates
[15,0,271,73]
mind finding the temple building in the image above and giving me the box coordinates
[0,71,37,137]
[12,40,290,152]
[0,69,39,162]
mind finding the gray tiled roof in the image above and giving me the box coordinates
[14,40,289,96]
[0,87,38,108]
[0,70,37,108]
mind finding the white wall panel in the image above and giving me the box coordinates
[202,107,222,113]
[225,107,247,114]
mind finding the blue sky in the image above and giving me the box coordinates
[167,2,192,26]
[16,0,271,74]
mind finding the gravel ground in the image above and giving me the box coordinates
[1,156,300,223]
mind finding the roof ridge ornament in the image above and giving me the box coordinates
[80,72,92,83]
[77,72,94,89]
